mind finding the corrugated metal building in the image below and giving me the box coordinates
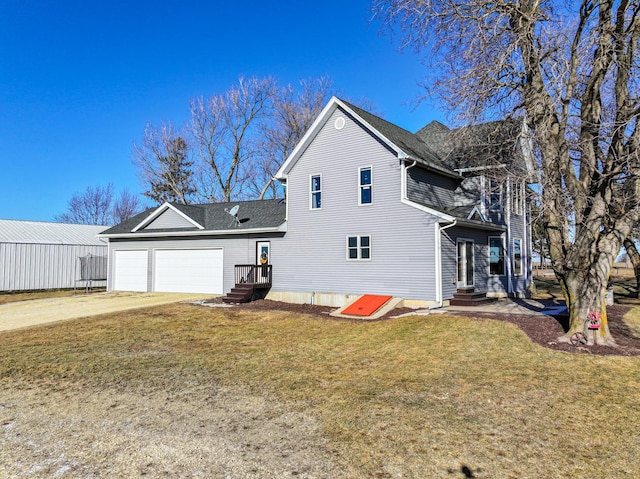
[0,220,108,292]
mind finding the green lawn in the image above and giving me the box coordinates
[1,302,639,478]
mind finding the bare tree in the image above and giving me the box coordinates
[56,184,143,225]
[375,0,640,344]
[112,189,143,224]
[56,184,115,225]
[189,76,276,202]
[133,122,196,205]
[252,77,334,199]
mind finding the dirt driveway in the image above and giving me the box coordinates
[0,292,210,332]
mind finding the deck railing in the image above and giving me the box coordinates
[234,264,272,288]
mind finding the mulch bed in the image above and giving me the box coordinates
[203,298,640,356]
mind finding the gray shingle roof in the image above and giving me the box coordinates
[100,199,286,236]
[416,118,527,171]
[340,100,459,178]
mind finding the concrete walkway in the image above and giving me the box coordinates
[433,297,568,316]
[0,292,210,332]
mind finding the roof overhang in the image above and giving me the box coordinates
[98,223,287,240]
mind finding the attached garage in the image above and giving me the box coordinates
[99,200,286,295]
[154,248,223,294]
[113,250,148,292]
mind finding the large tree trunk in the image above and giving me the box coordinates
[559,268,614,346]
[623,238,640,298]
[554,227,621,346]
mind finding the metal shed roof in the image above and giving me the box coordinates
[0,220,107,246]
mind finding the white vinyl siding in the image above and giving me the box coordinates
[274,107,439,302]
[359,166,372,205]
[113,250,148,291]
[154,249,223,294]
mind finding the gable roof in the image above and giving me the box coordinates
[277,96,534,182]
[276,96,461,180]
[99,199,286,238]
[0,220,107,246]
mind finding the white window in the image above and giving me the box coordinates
[513,238,522,276]
[310,174,322,209]
[347,235,371,260]
[359,166,372,205]
[488,179,502,211]
[512,181,524,215]
[489,236,505,275]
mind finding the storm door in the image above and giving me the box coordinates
[456,239,474,288]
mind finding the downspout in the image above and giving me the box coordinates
[435,220,457,308]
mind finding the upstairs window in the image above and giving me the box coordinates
[488,179,502,211]
[347,235,371,260]
[310,174,322,209]
[489,236,505,275]
[359,166,372,205]
[512,180,524,215]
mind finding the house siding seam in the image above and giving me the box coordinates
[274,108,439,302]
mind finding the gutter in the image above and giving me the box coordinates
[97,224,286,240]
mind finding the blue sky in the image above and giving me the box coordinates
[0,0,444,222]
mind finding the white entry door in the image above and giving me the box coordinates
[456,240,474,288]
[113,250,148,292]
[154,249,223,294]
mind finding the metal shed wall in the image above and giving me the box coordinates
[0,243,107,292]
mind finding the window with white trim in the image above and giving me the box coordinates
[512,181,524,215]
[347,235,371,260]
[513,238,522,276]
[488,179,502,211]
[489,236,505,275]
[359,166,372,205]
[310,174,322,209]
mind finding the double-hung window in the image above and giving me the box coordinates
[489,179,502,211]
[310,174,322,209]
[513,238,522,276]
[359,166,372,205]
[347,235,371,260]
[512,181,524,215]
[489,236,505,275]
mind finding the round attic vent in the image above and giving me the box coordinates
[334,117,345,130]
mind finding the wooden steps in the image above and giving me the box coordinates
[222,283,255,304]
[449,287,496,307]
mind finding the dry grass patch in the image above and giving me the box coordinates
[1,303,639,478]
[0,289,77,305]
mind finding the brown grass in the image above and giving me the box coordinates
[0,289,77,305]
[1,302,639,478]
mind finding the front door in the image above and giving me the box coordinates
[256,241,270,279]
[457,239,474,288]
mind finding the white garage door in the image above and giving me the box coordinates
[154,249,223,294]
[113,250,148,292]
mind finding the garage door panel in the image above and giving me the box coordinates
[113,250,148,292]
[154,249,223,294]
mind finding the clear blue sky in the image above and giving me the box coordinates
[0,0,444,222]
